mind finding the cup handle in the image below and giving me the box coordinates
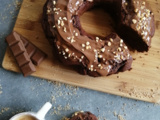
[36,102,52,120]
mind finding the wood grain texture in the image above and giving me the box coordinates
[2,0,160,103]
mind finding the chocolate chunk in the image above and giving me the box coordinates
[26,43,36,57]
[16,52,30,67]
[6,31,47,76]
[19,34,47,65]
[21,36,29,47]
[10,41,25,56]
[20,62,36,77]
[31,50,47,66]
[6,31,20,46]
[6,32,36,77]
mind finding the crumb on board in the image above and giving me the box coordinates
[118,115,125,120]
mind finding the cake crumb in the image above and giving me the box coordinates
[113,111,117,116]
[118,115,125,120]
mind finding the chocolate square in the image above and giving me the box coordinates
[6,32,20,46]
[16,52,30,67]
[21,36,29,47]
[21,62,36,77]
[10,42,25,56]
[26,43,36,57]
[31,50,46,65]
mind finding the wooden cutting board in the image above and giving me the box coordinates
[2,0,160,103]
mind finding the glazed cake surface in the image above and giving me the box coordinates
[42,0,154,76]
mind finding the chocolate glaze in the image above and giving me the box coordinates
[42,0,154,77]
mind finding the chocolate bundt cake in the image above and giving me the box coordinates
[42,0,154,77]
[69,111,98,120]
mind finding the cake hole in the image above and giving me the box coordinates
[80,7,116,38]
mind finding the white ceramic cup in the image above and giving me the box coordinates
[10,102,52,120]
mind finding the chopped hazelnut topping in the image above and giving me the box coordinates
[55,12,59,15]
[96,37,99,42]
[135,8,138,13]
[79,59,82,62]
[101,47,105,52]
[67,37,71,40]
[58,20,60,25]
[94,49,97,52]
[96,37,99,40]
[110,38,113,42]
[64,27,67,32]
[98,55,102,58]
[98,64,101,67]
[62,51,65,55]
[53,8,56,11]
[68,54,71,57]
[64,56,67,59]
[137,12,141,17]
[71,38,75,43]
[75,33,78,36]
[142,1,145,5]
[141,6,145,9]
[82,44,85,47]
[65,48,69,52]
[121,55,124,60]
[86,41,90,45]
[61,21,64,26]
[132,19,137,24]
[53,1,56,5]
[47,9,51,13]
[108,41,111,46]
[86,46,91,49]
[120,43,123,47]
[125,2,128,6]
[124,46,128,49]
[63,17,67,21]
[120,39,123,43]
[81,56,84,59]
[136,26,140,30]
[118,47,122,52]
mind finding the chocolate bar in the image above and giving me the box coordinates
[6,31,47,76]
[6,32,36,77]
[20,35,47,65]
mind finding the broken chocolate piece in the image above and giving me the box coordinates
[20,34,47,65]
[20,62,36,77]
[16,52,30,67]
[6,32,36,77]
[6,31,47,76]
[31,50,47,66]
[10,41,25,56]
[26,43,36,57]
